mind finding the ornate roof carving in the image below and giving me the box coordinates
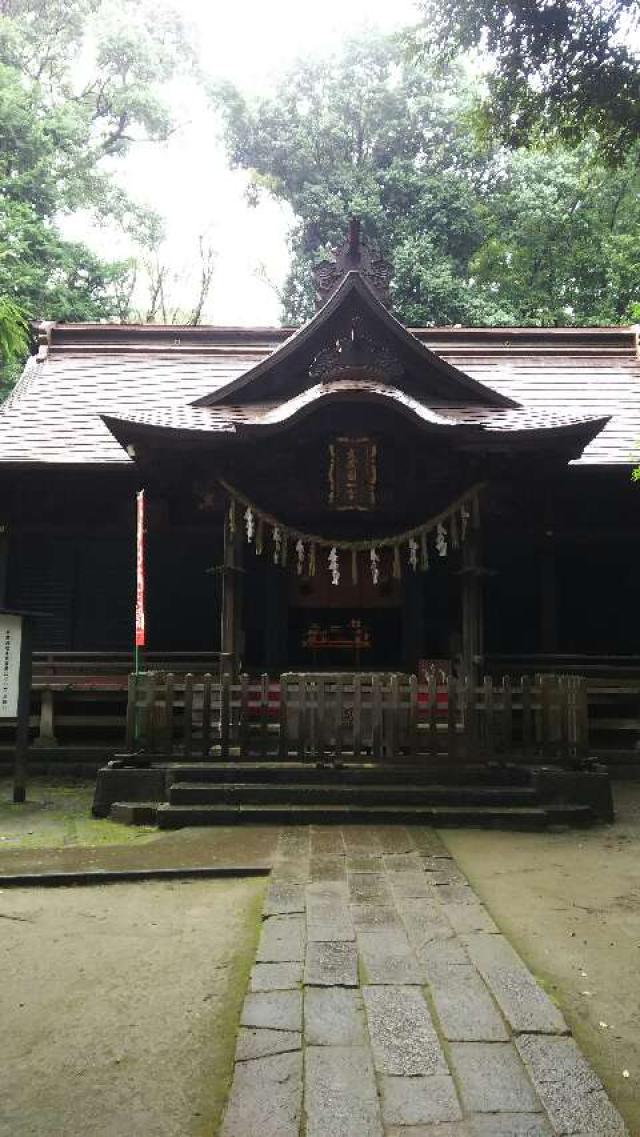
[312,218,392,308]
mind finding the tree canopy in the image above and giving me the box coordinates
[412,0,640,164]
[0,0,192,388]
[212,34,640,326]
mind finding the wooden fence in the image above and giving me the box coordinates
[124,671,589,765]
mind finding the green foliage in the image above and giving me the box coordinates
[412,0,640,164]
[213,34,640,327]
[0,0,191,394]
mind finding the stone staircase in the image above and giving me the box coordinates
[101,760,613,829]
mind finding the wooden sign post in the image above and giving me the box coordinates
[0,610,33,803]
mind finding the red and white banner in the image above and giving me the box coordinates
[135,490,146,648]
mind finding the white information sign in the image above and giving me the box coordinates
[0,613,23,719]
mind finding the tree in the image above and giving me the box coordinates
[0,295,29,399]
[212,35,509,325]
[212,33,639,327]
[412,0,640,163]
[0,0,193,395]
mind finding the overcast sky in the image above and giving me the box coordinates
[62,0,420,326]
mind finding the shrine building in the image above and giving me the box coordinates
[1,223,639,678]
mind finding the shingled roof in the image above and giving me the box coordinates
[0,321,637,466]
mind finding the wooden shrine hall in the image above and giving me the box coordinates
[1,221,639,825]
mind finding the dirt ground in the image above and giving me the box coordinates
[441,781,640,1137]
[0,877,266,1137]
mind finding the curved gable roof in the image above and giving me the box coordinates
[193,272,518,411]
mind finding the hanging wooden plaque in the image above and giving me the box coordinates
[328,437,376,511]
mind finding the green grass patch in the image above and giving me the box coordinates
[0,778,160,850]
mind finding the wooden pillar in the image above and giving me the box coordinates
[220,507,243,676]
[461,525,484,682]
[0,524,8,608]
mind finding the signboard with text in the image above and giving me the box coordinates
[0,612,22,718]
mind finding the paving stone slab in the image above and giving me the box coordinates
[421,860,467,885]
[515,1035,627,1136]
[408,829,450,855]
[304,939,358,986]
[463,933,568,1035]
[240,989,302,1032]
[346,854,382,873]
[310,828,346,856]
[270,859,310,883]
[250,962,303,991]
[310,855,347,881]
[256,915,306,963]
[387,870,436,898]
[417,936,470,976]
[275,828,310,857]
[351,903,403,930]
[341,826,383,853]
[304,987,367,1045]
[357,928,425,984]
[304,1045,383,1137]
[383,852,424,872]
[428,963,509,1041]
[363,985,447,1076]
[380,1074,463,1126]
[468,1115,553,1136]
[443,903,499,935]
[374,827,416,853]
[449,1042,543,1114]
[235,1027,301,1061]
[397,898,456,945]
[221,1050,302,1137]
[386,1125,471,1137]
[263,882,306,915]
[531,1084,628,1136]
[306,883,355,941]
[348,872,392,904]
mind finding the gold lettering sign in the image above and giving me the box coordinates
[328,437,376,511]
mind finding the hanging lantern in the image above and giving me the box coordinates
[370,547,380,585]
[295,539,305,575]
[244,506,255,543]
[408,538,418,570]
[328,546,340,586]
[436,522,448,557]
[273,526,282,565]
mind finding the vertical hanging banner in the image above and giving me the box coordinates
[135,490,146,650]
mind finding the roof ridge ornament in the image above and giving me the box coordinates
[312,218,392,309]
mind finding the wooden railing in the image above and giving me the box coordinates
[124,671,589,765]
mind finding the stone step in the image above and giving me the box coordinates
[156,801,594,830]
[165,761,534,787]
[168,781,540,808]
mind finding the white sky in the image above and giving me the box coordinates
[63,0,420,326]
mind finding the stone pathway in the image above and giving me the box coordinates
[221,826,628,1137]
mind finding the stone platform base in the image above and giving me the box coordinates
[92,759,614,829]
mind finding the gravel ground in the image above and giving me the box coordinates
[0,877,265,1137]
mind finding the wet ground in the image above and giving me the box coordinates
[443,782,640,1136]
